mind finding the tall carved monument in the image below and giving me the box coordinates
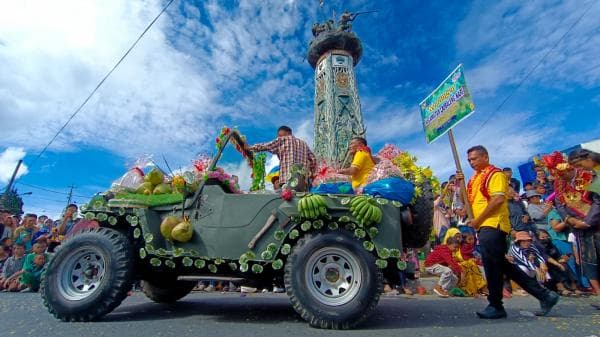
[308,11,368,166]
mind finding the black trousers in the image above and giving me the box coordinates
[478,227,550,308]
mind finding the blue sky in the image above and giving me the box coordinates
[1,0,599,218]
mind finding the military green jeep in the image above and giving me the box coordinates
[41,131,433,329]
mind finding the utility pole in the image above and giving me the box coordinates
[66,185,75,206]
[3,160,23,194]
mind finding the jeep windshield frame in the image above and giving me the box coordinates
[185,130,254,209]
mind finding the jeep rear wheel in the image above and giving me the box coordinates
[403,182,434,248]
[41,227,134,322]
[141,279,196,303]
[285,231,383,329]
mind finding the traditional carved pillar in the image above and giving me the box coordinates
[308,30,365,167]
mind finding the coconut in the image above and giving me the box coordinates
[145,168,164,186]
[153,183,172,195]
[136,182,154,195]
[171,220,193,242]
[160,215,180,241]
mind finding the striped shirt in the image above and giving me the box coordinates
[249,135,316,184]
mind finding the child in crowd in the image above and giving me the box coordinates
[1,237,13,256]
[0,243,26,291]
[454,226,487,297]
[425,236,462,298]
[18,253,47,292]
[0,246,10,273]
[508,231,548,282]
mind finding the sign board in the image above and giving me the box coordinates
[419,64,475,143]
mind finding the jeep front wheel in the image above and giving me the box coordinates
[284,231,383,329]
[41,227,134,322]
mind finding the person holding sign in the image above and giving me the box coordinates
[456,145,559,319]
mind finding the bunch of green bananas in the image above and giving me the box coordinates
[350,195,383,226]
[297,194,328,219]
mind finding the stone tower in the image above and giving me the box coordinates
[308,18,366,167]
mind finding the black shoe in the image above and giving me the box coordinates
[591,303,600,310]
[535,291,559,316]
[476,305,507,319]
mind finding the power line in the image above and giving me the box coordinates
[28,0,177,168]
[15,182,94,199]
[464,1,596,145]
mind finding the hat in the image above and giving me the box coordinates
[515,231,532,242]
[525,190,542,199]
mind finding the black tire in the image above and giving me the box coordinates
[403,182,434,248]
[141,279,196,303]
[284,231,383,329]
[41,227,134,322]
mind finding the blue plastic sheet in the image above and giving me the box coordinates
[363,177,415,204]
[311,182,354,194]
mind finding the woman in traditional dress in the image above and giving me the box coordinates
[568,149,600,300]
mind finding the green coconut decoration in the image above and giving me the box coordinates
[313,219,324,229]
[376,259,388,269]
[300,221,312,231]
[338,215,351,223]
[182,257,193,267]
[208,264,218,273]
[150,258,161,267]
[84,212,95,220]
[354,228,366,239]
[252,264,264,274]
[139,248,147,259]
[240,263,249,272]
[289,229,300,240]
[229,262,238,271]
[272,259,284,270]
[274,230,285,241]
[165,260,176,269]
[97,213,108,222]
[328,222,339,230]
[390,249,401,258]
[143,233,154,243]
[266,243,278,253]
[378,248,391,259]
[133,228,141,238]
[363,241,374,251]
[397,260,407,270]
[261,250,273,260]
[108,216,118,226]
[368,227,379,238]
[280,243,291,255]
[194,259,206,269]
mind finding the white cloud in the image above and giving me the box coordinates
[0,147,29,184]
[456,0,600,96]
[0,0,316,165]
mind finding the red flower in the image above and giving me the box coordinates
[216,137,221,143]
[281,189,293,201]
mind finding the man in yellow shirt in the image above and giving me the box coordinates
[457,145,558,319]
[337,137,375,190]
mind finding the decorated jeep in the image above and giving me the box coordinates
[40,130,434,330]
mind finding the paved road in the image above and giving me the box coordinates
[1,292,598,337]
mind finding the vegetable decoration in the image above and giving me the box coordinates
[250,153,266,191]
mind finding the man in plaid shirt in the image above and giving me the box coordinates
[246,126,316,188]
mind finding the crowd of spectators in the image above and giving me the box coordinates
[425,148,599,302]
[0,204,78,292]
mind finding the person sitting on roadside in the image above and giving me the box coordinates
[507,231,547,282]
[536,230,579,297]
[425,236,462,298]
[337,137,376,191]
[0,243,26,291]
[13,213,38,242]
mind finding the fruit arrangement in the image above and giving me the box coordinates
[135,168,171,195]
[297,193,328,219]
[350,195,383,226]
[160,215,194,243]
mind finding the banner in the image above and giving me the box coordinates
[419,64,475,143]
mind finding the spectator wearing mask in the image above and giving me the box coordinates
[536,230,579,296]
